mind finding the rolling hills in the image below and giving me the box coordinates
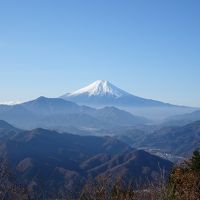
[0,124,173,198]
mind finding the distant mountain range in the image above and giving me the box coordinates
[0,120,19,132]
[164,110,200,126]
[0,96,150,131]
[0,81,198,199]
[0,80,197,122]
[0,120,21,139]
[0,121,173,198]
[61,80,196,120]
[117,121,200,157]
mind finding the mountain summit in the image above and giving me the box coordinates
[61,80,169,107]
[61,80,196,120]
[65,80,129,98]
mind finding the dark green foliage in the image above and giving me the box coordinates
[189,150,200,173]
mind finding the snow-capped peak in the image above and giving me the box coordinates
[66,80,129,98]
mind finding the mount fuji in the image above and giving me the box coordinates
[61,80,172,107]
[61,80,196,120]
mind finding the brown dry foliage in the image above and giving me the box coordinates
[169,167,200,200]
[1,151,200,200]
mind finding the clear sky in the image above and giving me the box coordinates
[0,0,200,107]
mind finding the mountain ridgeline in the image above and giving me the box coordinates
[61,80,170,107]
[61,80,196,120]
[115,120,200,158]
[0,80,199,199]
[0,96,150,131]
[0,121,173,198]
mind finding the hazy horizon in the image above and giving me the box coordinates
[0,79,199,108]
[0,1,200,107]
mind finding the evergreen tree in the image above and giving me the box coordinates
[190,150,200,173]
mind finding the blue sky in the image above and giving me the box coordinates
[0,0,200,106]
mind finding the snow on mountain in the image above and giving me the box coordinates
[60,80,163,107]
[66,80,129,98]
[60,80,196,121]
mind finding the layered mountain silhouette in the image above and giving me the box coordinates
[0,96,150,131]
[118,121,200,157]
[0,120,19,131]
[0,120,21,139]
[61,80,196,120]
[164,109,200,126]
[0,122,173,198]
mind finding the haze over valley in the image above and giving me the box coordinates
[0,0,200,199]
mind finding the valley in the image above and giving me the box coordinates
[0,80,199,199]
